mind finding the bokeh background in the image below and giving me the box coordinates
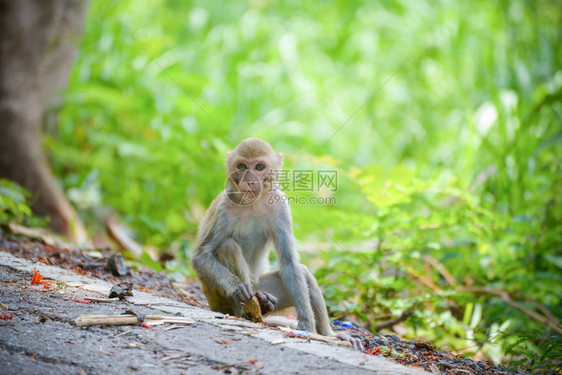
[30,0,562,369]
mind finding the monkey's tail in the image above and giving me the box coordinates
[263,315,298,329]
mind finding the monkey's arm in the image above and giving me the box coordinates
[192,241,248,298]
[274,206,316,332]
[192,197,251,300]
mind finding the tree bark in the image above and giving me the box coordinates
[0,0,89,241]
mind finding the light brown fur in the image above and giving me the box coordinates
[191,138,362,350]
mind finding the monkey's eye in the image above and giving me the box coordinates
[255,163,265,171]
[237,163,247,170]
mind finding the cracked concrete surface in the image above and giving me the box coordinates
[0,250,428,374]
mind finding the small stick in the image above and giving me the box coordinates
[75,314,195,327]
[164,325,184,331]
[374,309,414,331]
[276,326,352,347]
[114,329,135,338]
[84,296,120,303]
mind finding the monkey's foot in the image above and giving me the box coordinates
[335,332,364,351]
[255,291,278,315]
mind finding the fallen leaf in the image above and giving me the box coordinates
[30,269,46,285]
[0,314,13,320]
[283,331,309,338]
[139,287,149,292]
[38,257,52,265]
[141,322,153,329]
[249,358,258,364]
[414,341,435,351]
[365,346,382,355]
[42,283,58,291]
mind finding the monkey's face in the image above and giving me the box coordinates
[225,138,283,203]
[228,159,269,194]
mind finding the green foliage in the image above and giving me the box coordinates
[0,179,46,228]
[0,179,32,225]
[48,0,561,369]
[140,251,163,273]
[505,334,562,373]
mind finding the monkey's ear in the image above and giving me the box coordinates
[277,152,283,166]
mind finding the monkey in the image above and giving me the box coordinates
[191,138,362,350]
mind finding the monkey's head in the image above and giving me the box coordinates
[225,138,283,197]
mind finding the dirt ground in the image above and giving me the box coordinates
[0,236,523,374]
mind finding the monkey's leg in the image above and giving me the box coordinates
[259,267,363,349]
[258,265,330,333]
[299,265,334,336]
[257,265,321,331]
[301,267,364,349]
[257,271,292,311]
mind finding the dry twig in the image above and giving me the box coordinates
[374,309,414,331]
[276,326,352,347]
[76,314,195,327]
[457,287,562,335]
[423,255,458,286]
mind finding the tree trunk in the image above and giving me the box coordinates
[0,0,89,241]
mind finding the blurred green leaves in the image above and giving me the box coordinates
[0,179,47,228]
[0,179,32,225]
[47,0,561,367]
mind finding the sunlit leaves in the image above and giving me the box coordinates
[46,0,562,368]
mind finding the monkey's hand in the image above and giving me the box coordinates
[255,291,278,315]
[336,332,364,351]
[232,282,254,304]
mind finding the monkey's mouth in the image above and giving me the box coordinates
[235,180,263,194]
[239,187,261,194]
